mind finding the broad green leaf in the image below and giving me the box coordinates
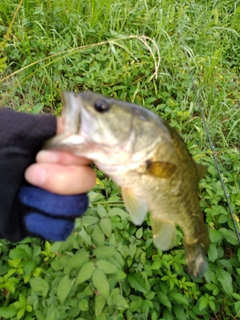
[79,228,92,246]
[151,311,158,320]
[95,294,106,316]
[76,262,95,284]
[209,229,222,242]
[119,245,129,258]
[78,299,88,311]
[108,208,129,220]
[199,296,208,311]
[208,243,218,262]
[96,312,107,320]
[89,191,105,203]
[218,214,228,223]
[94,246,116,259]
[35,311,45,320]
[232,293,240,300]
[129,244,137,258]
[129,298,143,313]
[173,305,186,320]
[0,306,17,319]
[17,306,25,320]
[92,269,109,297]
[30,278,49,297]
[128,274,147,293]
[57,275,72,303]
[26,305,32,313]
[209,300,216,311]
[142,300,150,314]
[163,309,174,320]
[216,268,233,295]
[50,242,63,253]
[234,301,240,315]
[64,250,89,271]
[217,259,232,270]
[109,233,117,245]
[81,216,99,227]
[24,261,36,275]
[115,270,127,280]
[0,56,7,63]
[100,218,112,238]
[2,278,18,293]
[145,291,155,300]
[13,293,26,309]
[151,259,162,270]
[157,292,171,308]
[136,227,143,239]
[9,248,30,259]
[97,204,107,217]
[112,294,128,309]
[44,241,51,254]
[106,256,123,270]
[8,258,22,268]
[107,195,121,202]
[92,226,105,246]
[219,228,239,245]
[205,283,217,291]
[169,292,188,305]
[96,260,117,274]
[33,267,44,278]
[113,251,125,268]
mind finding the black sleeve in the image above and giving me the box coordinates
[0,108,56,241]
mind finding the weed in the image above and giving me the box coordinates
[0,0,239,319]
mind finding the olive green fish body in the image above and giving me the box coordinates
[47,91,209,279]
[107,123,209,278]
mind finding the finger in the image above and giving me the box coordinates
[56,117,65,134]
[25,163,96,194]
[36,150,92,166]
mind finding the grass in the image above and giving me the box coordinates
[0,0,240,319]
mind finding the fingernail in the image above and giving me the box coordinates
[36,150,59,163]
[25,166,46,186]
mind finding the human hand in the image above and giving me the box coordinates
[25,118,96,194]
[20,117,96,241]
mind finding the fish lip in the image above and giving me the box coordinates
[61,91,82,134]
[62,91,91,143]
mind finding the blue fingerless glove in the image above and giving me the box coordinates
[19,186,88,241]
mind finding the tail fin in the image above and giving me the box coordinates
[184,221,209,279]
[184,241,208,279]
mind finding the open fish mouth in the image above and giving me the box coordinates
[44,92,85,151]
[61,91,82,134]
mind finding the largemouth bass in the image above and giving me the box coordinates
[47,91,209,279]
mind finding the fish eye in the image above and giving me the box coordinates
[94,99,110,113]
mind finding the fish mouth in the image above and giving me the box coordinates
[44,92,85,151]
[61,91,82,134]
[61,91,94,142]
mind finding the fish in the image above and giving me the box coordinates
[46,90,210,279]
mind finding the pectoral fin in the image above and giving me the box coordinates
[151,218,176,251]
[146,161,176,179]
[122,188,148,225]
